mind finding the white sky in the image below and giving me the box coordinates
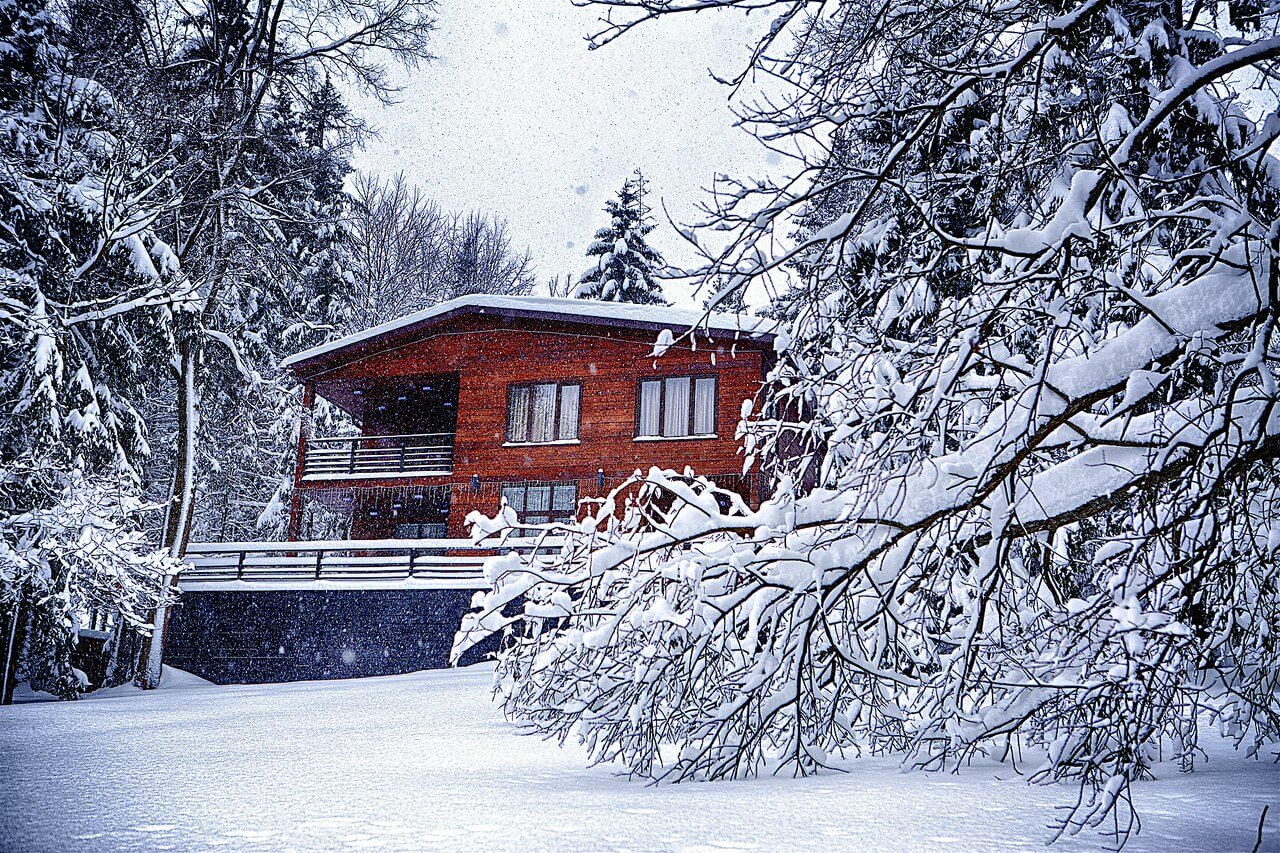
[348,2,775,307]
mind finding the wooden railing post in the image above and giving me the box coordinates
[315,550,324,579]
[237,550,246,580]
[287,382,315,541]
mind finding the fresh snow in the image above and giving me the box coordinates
[279,294,776,369]
[2,666,1275,851]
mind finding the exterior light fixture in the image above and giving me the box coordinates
[471,474,480,492]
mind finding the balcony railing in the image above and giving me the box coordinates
[303,432,454,480]
[179,537,559,591]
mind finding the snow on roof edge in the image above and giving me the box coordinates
[281,294,776,371]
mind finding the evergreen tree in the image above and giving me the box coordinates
[0,0,179,700]
[192,77,358,544]
[700,276,745,313]
[573,170,666,304]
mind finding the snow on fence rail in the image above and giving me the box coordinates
[178,537,556,591]
[302,432,455,480]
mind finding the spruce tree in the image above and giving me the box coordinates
[573,170,666,304]
[0,0,179,699]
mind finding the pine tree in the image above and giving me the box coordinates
[700,276,745,313]
[0,0,179,700]
[573,170,666,304]
[302,75,352,149]
[190,77,358,546]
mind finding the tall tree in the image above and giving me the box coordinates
[573,170,667,304]
[460,0,1280,840]
[0,0,181,700]
[87,0,437,687]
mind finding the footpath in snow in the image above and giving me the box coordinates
[1,664,1276,852]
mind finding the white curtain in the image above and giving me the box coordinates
[552,484,577,515]
[501,485,525,513]
[531,383,557,442]
[507,386,530,442]
[525,484,552,525]
[558,384,580,440]
[694,377,716,435]
[639,380,662,436]
[664,377,691,437]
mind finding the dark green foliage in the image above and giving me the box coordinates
[574,170,666,305]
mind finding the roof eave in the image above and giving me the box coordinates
[283,304,775,379]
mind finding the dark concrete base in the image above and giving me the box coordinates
[165,589,501,684]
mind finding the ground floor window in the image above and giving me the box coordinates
[501,482,578,530]
[392,522,448,539]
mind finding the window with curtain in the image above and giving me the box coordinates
[506,382,581,443]
[501,482,578,533]
[392,522,447,539]
[636,375,717,438]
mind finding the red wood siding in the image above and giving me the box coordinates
[296,314,770,536]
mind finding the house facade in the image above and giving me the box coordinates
[166,296,775,683]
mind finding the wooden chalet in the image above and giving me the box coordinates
[168,295,775,683]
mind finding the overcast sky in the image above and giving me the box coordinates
[348,3,773,307]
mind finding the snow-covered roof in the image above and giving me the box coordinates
[281,294,776,372]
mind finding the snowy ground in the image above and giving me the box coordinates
[2,666,1276,852]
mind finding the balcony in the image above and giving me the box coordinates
[302,433,455,480]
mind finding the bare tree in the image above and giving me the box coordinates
[344,172,451,327]
[444,212,535,298]
[343,174,534,329]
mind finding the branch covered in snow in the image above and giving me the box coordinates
[464,0,1280,842]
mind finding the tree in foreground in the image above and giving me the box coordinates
[0,0,181,699]
[459,0,1280,842]
[573,170,667,304]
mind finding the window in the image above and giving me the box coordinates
[506,382,581,443]
[501,482,578,531]
[392,522,447,539]
[637,375,717,438]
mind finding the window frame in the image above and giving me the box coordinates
[500,481,579,531]
[504,381,582,445]
[634,373,718,440]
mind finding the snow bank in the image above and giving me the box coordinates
[1,666,1274,851]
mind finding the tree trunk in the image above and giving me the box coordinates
[135,337,200,689]
[1,586,29,705]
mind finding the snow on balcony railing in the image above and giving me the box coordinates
[178,537,558,591]
[303,433,455,480]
